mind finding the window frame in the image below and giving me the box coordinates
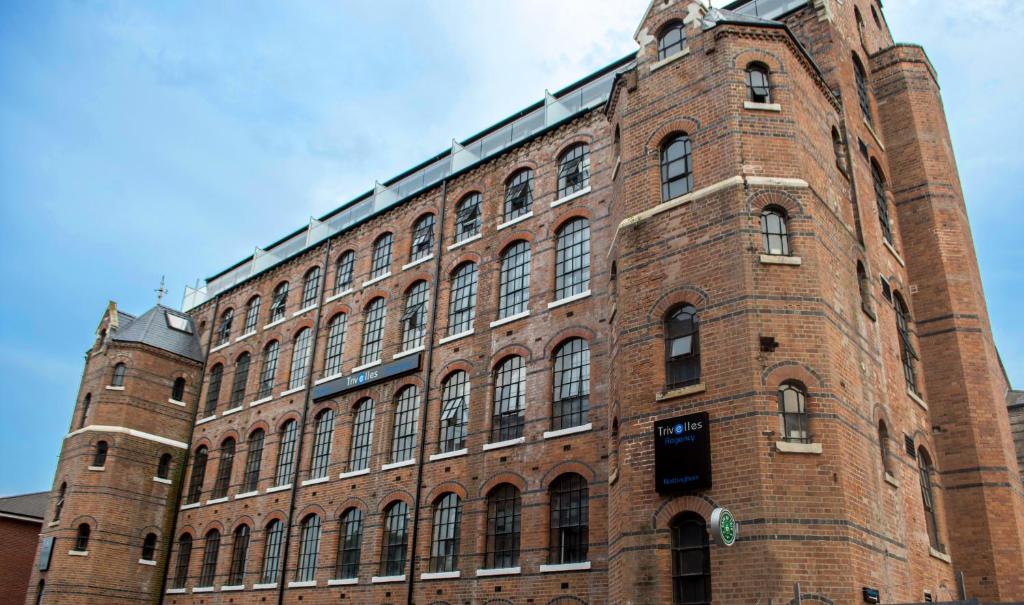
[111,362,127,387]
[323,313,347,377]
[760,207,790,256]
[260,520,284,585]
[554,218,591,300]
[275,420,298,487]
[429,493,462,573]
[400,281,429,351]
[288,327,314,390]
[370,233,394,279]
[439,371,469,453]
[216,308,234,346]
[243,296,261,334]
[746,63,771,104]
[360,298,387,365]
[778,382,811,444]
[660,134,693,201]
[141,532,158,562]
[670,512,711,605]
[665,305,701,389]
[198,529,220,587]
[348,398,375,472]
[498,241,531,319]
[552,338,590,431]
[491,356,526,443]
[229,353,251,407]
[296,514,322,582]
[258,341,279,399]
[186,446,208,504]
[657,21,686,61]
[503,169,533,222]
[454,193,482,242]
[334,251,355,294]
[270,282,289,323]
[242,429,264,493]
[548,474,589,564]
[227,524,250,585]
[212,437,235,499]
[93,440,108,467]
[301,267,321,309]
[410,214,436,262]
[335,508,363,580]
[485,484,521,569]
[556,144,590,199]
[390,386,419,463]
[309,408,335,479]
[894,294,919,395]
[74,523,90,552]
[173,534,192,589]
[447,262,478,336]
[379,501,409,577]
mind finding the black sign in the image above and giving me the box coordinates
[312,353,421,401]
[654,412,711,493]
[38,536,54,571]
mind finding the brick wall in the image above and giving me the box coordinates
[1,517,40,605]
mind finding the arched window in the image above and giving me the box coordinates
[854,55,872,125]
[447,262,478,336]
[832,127,846,173]
[275,420,298,486]
[429,493,462,573]
[296,514,321,582]
[555,218,590,300]
[552,338,590,430]
[760,206,790,256]
[288,328,313,390]
[670,512,711,605]
[665,305,700,388]
[439,371,469,453]
[410,214,436,262]
[454,193,481,242]
[360,298,387,365]
[216,308,234,346]
[203,364,223,417]
[778,382,810,443]
[310,408,335,479]
[661,134,693,201]
[79,393,91,429]
[243,295,261,334]
[504,169,533,221]
[260,520,284,584]
[74,523,90,552]
[93,440,108,467]
[485,484,521,569]
[390,386,419,463]
[917,448,943,552]
[258,341,280,399]
[212,437,235,499]
[141,532,158,562]
[872,161,894,244]
[400,281,429,352]
[336,508,363,579]
[173,534,192,588]
[557,143,590,199]
[549,474,589,564]
[746,63,771,104]
[301,267,321,309]
[492,356,526,443]
[657,21,686,61]
[871,5,881,28]
[229,353,250,407]
[894,294,919,394]
[380,501,409,577]
[227,524,250,585]
[172,377,186,402]
[323,313,347,377]
[54,483,66,521]
[855,8,866,45]
[348,398,376,472]
[878,420,892,475]
[111,362,127,387]
[334,250,355,294]
[498,241,531,319]
[242,429,264,493]
[157,453,173,480]
[371,233,394,279]
[198,529,220,587]
[270,281,289,323]
[186,446,208,504]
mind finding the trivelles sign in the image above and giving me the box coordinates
[312,353,421,401]
[654,411,712,493]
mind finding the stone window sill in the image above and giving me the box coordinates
[180,502,201,511]
[775,441,823,454]
[221,406,243,416]
[439,330,474,345]
[68,550,88,556]
[430,448,468,462]
[551,185,591,208]
[301,476,330,487]
[324,289,353,303]
[483,437,525,451]
[908,388,928,410]
[168,398,187,407]
[105,385,125,391]
[263,318,286,330]
[88,466,105,472]
[48,521,59,527]
[863,117,886,150]
[315,373,343,385]
[351,360,382,373]
[539,561,591,573]
[139,558,157,566]
[252,582,277,590]
[288,580,316,588]
[448,234,482,251]
[543,423,593,440]
[882,238,905,267]
[929,547,951,564]
[195,415,216,426]
[221,584,244,591]
[292,305,317,318]
[490,311,530,328]
[403,255,433,271]
[249,396,273,407]
[382,459,416,471]
[884,472,898,488]
[548,290,591,309]
[235,331,256,343]
[656,383,706,401]
[497,211,534,231]
[362,273,391,289]
[328,578,359,586]
[279,385,306,397]
[210,341,231,353]
[422,571,461,580]
[371,575,405,584]
[340,468,370,479]
[153,476,172,485]
[166,588,187,594]
[476,567,520,577]
[235,490,259,500]
[206,497,228,505]
[861,302,877,322]
[744,101,782,112]
[266,484,292,494]
[394,346,425,360]
[649,47,689,72]
[192,586,214,593]
[759,254,802,266]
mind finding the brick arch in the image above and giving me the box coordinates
[760,360,824,389]
[426,480,469,504]
[259,509,288,527]
[407,210,437,233]
[230,515,256,533]
[483,600,514,605]
[732,48,787,73]
[540,461,598,487]
[256,336,282,356]
[230,346,255,362]
[296,504,327,521]
[788,595,835,605]
[377,490,415,512]
[135,525,162,540]
[349,395,375,414]
[322,305,352,321]
[503,161,539,183]
[444,252,482,276]
[192,437,213,451]
[450,188,483,207]
[647,286,710,324]
[332,497,371,519]
[435,359,475,387]
[643,117,701,155]
[274,410,303,431]
[205,354,229,370]
[746,189,805,216]
[550,208,593,239]
[544,327,597,359]
[362,290,389,306]
[871,403,893,428]
[547,597,588,605]
[88,434,116,449]
[310,400,338,417]
[478,472,529,497]
[652,494,718,530]
[69,514,98,530]
[400,273,432,294]
[550,135,595,165]
[200,519,225,535]
[215,429,241,447]
[288,319,316,339]
[494,232,535,259]
[393,377,426,397]
[245,419,271,437]
[491,344,534,367]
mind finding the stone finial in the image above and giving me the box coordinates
[684,1,708,30]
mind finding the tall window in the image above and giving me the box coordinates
[243,429,264,493]
[301,267,321,309]
[199,529,220,587]
[760,207,790,256]
[878,420,892,475]
[310,408,335,479]
[410,214,435,262]
[670,513,711,605]
[79,394,91,429]
[216,308,233,346]
[142,533,158,562]
[212,437,235,499]
[549,474,589,564]
[348,399,375,472]
[228,524,250,585]
[204,364,223,417]
[400,281,429,351]
[552,338,590,431]
[270,282,289,323]
[746,63,771,104]
[186,446,208,504]
[854,55,872,125]
[379,502,409,577]
[336,508,363,579]
[334,251,355,294]
[258,341,279,399]
[661,134,693,201]
[918,448,943,552]
[74,523,90,551]
[657,21,686,61]
[557,143,590,199]
[447,262,478,336]
[111,362,127,387]
[554,218,590,300]
[504,169,533,222]
[323,313,347,377]
[173,534,192,588]
[93,440,108,467]
[894,294,919,394]
[454,193,481,242]
[296,514,321,582]
[492,356,526,442]
[872,161,894,244]
[371,233,393,279]
[360,298,386,365]
[157,453,173,479]
[243,296,261,334]
[260,520,284,585]
[172,377,186,402]
[288,328,313,390]
[485,484,521,569]
[230,353,250,407]
[429,493,462,573]
[498,241,531,319]
[390,386,419,463]
[857,261,872,313]
[778,383,810,443]
[855,7,866,45]
[665,305,700,388]
[54,483,66,521]
[275,420,298,486]
[439,371,469,453]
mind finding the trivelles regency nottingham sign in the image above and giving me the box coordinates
[312,353,421,401]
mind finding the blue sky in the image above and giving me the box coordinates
[0,0,1020,496]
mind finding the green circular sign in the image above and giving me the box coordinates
[710,507,738,546]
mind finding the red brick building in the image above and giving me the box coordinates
[25,1,1024,603]
[1,492,46,605]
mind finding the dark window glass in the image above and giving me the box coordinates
[230,353,250,407]
[243,296,261,334]
[336,508,363,579]
[760,207,789,256]
[549,474,589,564]
[665,305,700,389]
[157,453,173,479]
[746,64,771,104]
[334,251,355,294]
[447,263,478,336]
[873,162,894,244]
[270,282,289,323]
[671,513,711,605]
[323,313,347,377]
[275,420,298,486]
[379,502,409,577]
[173,534,192,588]
[212,438,235,499]
[429,493,462,573]
[555,218,590,300]
[260,521,283,584]
[485,484,521,569]
[228,525,250,585]
[74,523,90,551]
[360,298,387,365]
[172,377,186,402]
[895,294,919,394]
[288,328,313,390]
[243,429,264,493]
[371,233,393,279]
[778,383,810,443]
[557,144,590,199]
[204,364,223,417]
[111,362,127,387]
[390,386,419,463]
[310,408,335,479]
[79,394,91,429]
[35,580,44,605]
[918,448,943,552]
[348,399,375,472]
[198,530,220,587]
[439,371,469,453]
[498,241,531,319]
[216,308,233,346]
[142,533,158,562]
[258,341,279,399]
[410,214,435,262]
[54,483,66,521]
[296,514,321,582]
[401,281,429,351]
[504,169,533,222]
[301,267,321,309]
[657,21,686,61]
[491,356,526,443]
[854,56,872,125]
[454,193,481,242]
[661,134,693,201]
[186,446,208,504]
[552,338,590,430]
[93,440,108,467]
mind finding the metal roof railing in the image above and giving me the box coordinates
[726,0,808,20]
